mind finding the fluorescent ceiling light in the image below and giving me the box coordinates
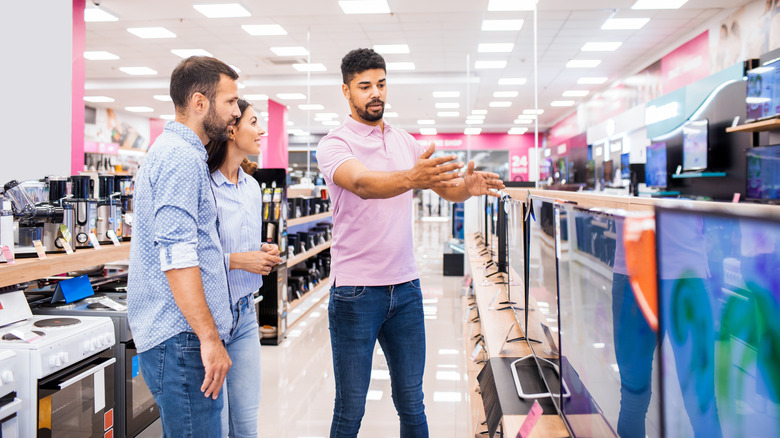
[339,0,390,14]
[523,109,544,115]
[478,43,514,53]
[276,93,306,100]
[464,128,482,135]
[467,114,486,120]
[632,0,687,9]
[293,63,327,72]
[508,127,528,135]
[83,96,115,103]
[315,112,339,119]
[322,120,341,126]
[384,112,399,117]
[472,109,488,115]
[465,119,484,125]
[271,46,309,56]
[153,95,172,101]
[437,111,459,117]
[515,119,533,125]
[516,114,536,119]
[193,3,251,18]
[125,106,154,113]
[419,128,438,135]
[229,64,241,73]
[373,44,409,54]
[119,66,157,75]
[498,77,527,85]
[563,90,590,97]
[292,131,310,137]
[127,27,176,39]
[386,62,415,71]
[582,42,623,52]
[236,82,246,89]
[298,104,324,110]
[488,0,537,11]
[602,18,650,30]
[577,76,608,84]
[482,19,524,31]
[435,102,459,109]
[417,119,435,125]
[433,91,460,98]
[493,91,518,98]
[84,8,118,22]
[171,49,213,58]
[84,51,119,60]
[566,59,601,68]
[242,24,287,36]
[260,112,269,117]
[287,121,295,126]
[243,94,268,100]
[475,60,507,69]
[159,114,175,120]
[551,100,576,107]
[489,101,511,107]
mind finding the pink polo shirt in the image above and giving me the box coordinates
[316,116,427,287]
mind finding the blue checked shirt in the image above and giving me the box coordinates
[210,167,264,305]
[127,121,232,353]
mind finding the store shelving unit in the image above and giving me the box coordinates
[287,241,331,268]
[287,211,332,227]
[725,118,780,133]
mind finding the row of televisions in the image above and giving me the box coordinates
[478,193,780,437]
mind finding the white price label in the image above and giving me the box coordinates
[88,233,102,250]
[106,230,121,246]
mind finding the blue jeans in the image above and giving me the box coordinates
[222,294,262,438]
[138,332,223,438]
[328,279,428,438]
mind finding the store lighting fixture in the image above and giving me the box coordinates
[293,63,327,72]
[433,91,460,98]
[516,114,536,119]
[229,64,241,73]
[83,96,115,103]
[127,27,176,39]
[384,112,399,117]
[119,66,157,75]
[489,101,511,107]
[417,119,435,125]
[287,121,295,126]
[260,112,269,117]
[271,46,309,56]
[373,44,410,54]
[577,77,608,84]
[465,119,484,125]
[153,95,172,101]
[276,93,306,100]
[171,49,213,58]
[386,62,415,71]
[566,59,601,68]
[464,128,482,135]
[243,94,269,101]
[84,8,118,22]
[493,91,518,98]
[338,0,391,14]
[322,120,340,126]
[159,114,175,120]
[602,18,650,30]
[242,24,287,36]
[193,3,251,18]
[292,131,310,137]
[632,0,687,9]
[551,100,576,107]
[508,127,528,135]
[498,77,527,85]
[581,42,623,52]
[481,19,524,31]
[84,51,119,61]
[472,109,488,115]
[124,106,154,113]
[467,114,486,120]
[475,60,507,69]
[435,102,460,109]
[437,111,459,117]
[315,112,339,119]
[236,82,246,89]
[478,43,515,53]
[523,109,544,115]
[298,104,324,110]
[488,0,537,11]
[563,90,590,97]
[515,119,533,125]
[419,128,438,135]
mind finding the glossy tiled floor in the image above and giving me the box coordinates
[257,218,471,438]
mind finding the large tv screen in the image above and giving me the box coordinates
[656,206,780,437]
[645,142,668,188]
[682,120,709,171]
[620,153,630,180]
[746,144,780,201]
[746,61,780,121]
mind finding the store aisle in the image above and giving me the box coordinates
[257,218,470,438]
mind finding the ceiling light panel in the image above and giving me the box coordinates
[632,0,688,9]
[465,119,484,125]
[566,59,601,68]
[602,18,650,30]
[493,91,518,98]
[315,112,339,119]
[577,77,608,84]
[475,60,507,69]
[464,128,482,135]
[339,0,391,14]
[171,49,213,58]
[127,27,176,39]
[84,8,118,22]
[467,114,486,120]
[124,106,154,113]
[563,90,590,97]
[478,43,514,53]
[417,119,435,125]
[293,63,327,72]
[514,119,534,124]
[322,120,340,126]
[153,95,172,101]
[242,24,287,36]
[472,109,488,115]
[498,77,527,85]
[433,91,460,98]
[581,42,623,52]
[243,94,268,101]
[119,67,157,75]
[276,93,306,100]
[84,96,115,103]
[159,115,175,120]
[489,101,511,107]
[299,104,325,110]
[435,102,460,109]
[373,44,410,54]
[84,51,119,60]
[437,111,459,117]
[193,4,251,18]
[551,100,576,107]
[384,112,399,117]
[508,127,528,135]
[419,128,438,135]
[386,62,415,71]
[488,0,537,11]
[482,19,524,31]
[271,46,309,56]
[523,109,544,115]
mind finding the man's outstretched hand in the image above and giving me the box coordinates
[463,160,505,197]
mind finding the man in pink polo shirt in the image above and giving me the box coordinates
[316,48,504,438]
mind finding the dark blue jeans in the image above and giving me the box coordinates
[329,279,428,438]
[138,332,224,438]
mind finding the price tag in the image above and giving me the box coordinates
[0,245,14,264]
[732,193,741,203]
[9,329,43,343]
[59,238,74,255]
[33,240,47,259]
[470,343,483,361]
[88,233,102,250]
[106,230,121,246]
[100,297,127,311]
[517,400,543,438]
[59,224,73,244]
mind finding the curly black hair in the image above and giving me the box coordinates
[340,48,386,85]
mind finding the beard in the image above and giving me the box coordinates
[203,101,232,143]
[352,98,384,122]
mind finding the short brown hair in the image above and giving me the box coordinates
[170,56,239,112]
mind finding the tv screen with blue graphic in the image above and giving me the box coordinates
[645,142,668,188]
[746,61,780,121]
[682,120,708,171]
[620,153,630,180]
[747,145,780,201]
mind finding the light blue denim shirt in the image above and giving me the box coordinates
[210,167,264,305]
[127,121,232,353]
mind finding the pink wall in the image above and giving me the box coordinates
[264,99,289,169]
[149,118,166,148]
[661,31,710,94]
[71,0,86,174]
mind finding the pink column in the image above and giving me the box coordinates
[71,0,86,174]
[264,99,288,169]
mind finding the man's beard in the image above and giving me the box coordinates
[352,98,384,122]
[204,101,232,142]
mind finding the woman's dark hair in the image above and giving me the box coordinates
[341,48,386,85]
[170,56,239,113]
[205,98,252,174]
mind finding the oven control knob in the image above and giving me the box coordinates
[83,341,91,353]
[49,356,57,368]
[90,340,98,351]
[1,372,10,383]
[55,356,62,367]
[59,352,69,364]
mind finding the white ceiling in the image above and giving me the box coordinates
[84,0,751,136]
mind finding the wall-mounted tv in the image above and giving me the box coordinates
[682,119,708,172]
[603,160,614,184]
[746,144,780,202]
[620,153,630,180]
[645,142,668,188]
[746,60,780,122]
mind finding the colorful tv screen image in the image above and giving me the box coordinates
[746,65,776,120]
[621,153,630,180]
[682,120,708,171]
[656,207,780,437]
[645,142,668,188]
[746,145,780,201]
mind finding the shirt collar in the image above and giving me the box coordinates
[211,166,250,187]
[343,115,389,137]
[164,121,207,160]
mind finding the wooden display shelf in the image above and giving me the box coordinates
[287,241,331,267]
[0,242,131,288]
[726,118,780,133]
[287,211,332,227]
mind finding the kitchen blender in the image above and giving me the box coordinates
[96,174,121,243]
[115,175,133,240]
[3,179,72,256]
[64,175,98,249]
[42,176,75,253]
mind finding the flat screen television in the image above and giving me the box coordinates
[746,144,780,202]
[620,153,630,180]
[586,160,596,189]
[540,158,553,181]
[645,142,668,188]
[507,199,526,307]
[557,157,568,183]
[746,60,780,121]
[497,197,509,274]
[603,160,614,184]
[656,205,780,437]
[682,119,708,171]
